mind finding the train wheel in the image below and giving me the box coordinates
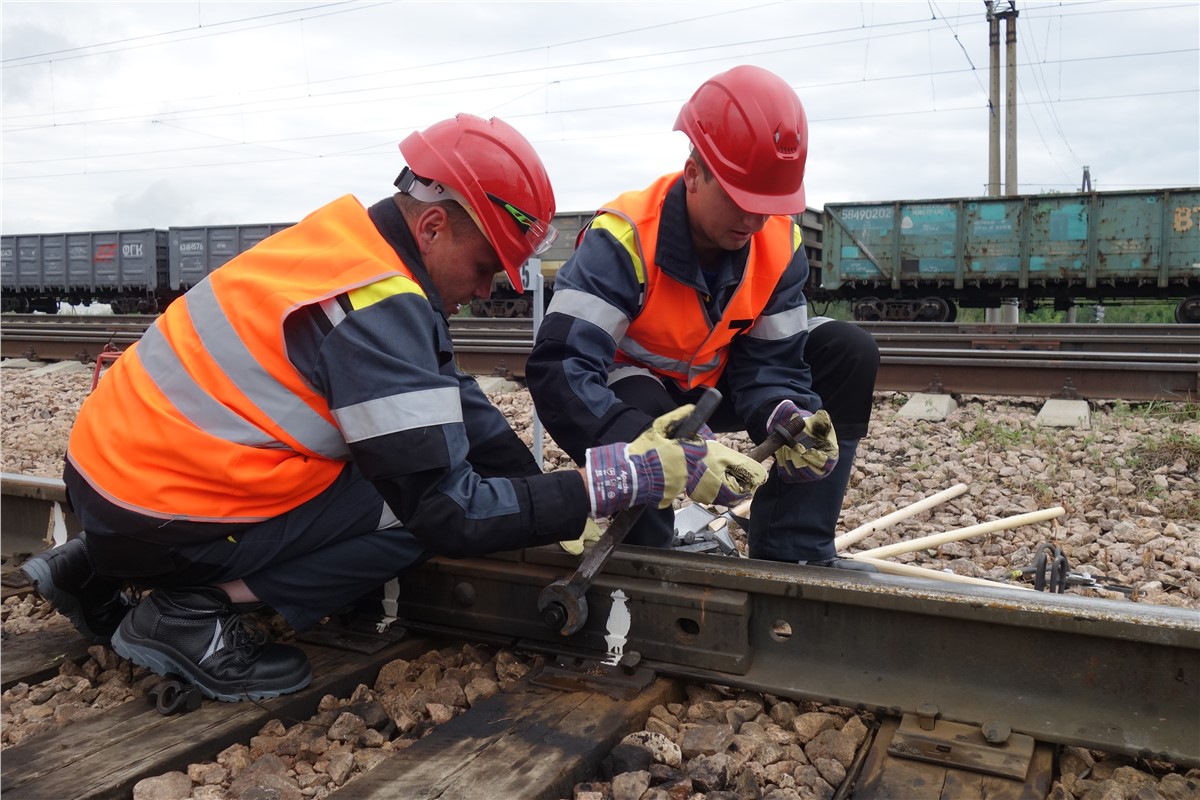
[917,296,953,322]
[853,298,882,321]
[28,298,60,314]
[1175,296,1200,324]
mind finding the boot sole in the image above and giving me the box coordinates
[110,625,312,703]
[20,557,110,643]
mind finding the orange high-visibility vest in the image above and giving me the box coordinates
[598,173,800,389]
[67,195,416,523]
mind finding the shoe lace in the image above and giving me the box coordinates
[226,612,270,659]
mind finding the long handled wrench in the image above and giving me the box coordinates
[537,387,722,636]
[537,392,823,636]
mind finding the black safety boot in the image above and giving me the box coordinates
[111,586,312,702]
[800,557,880,574]
[20,534,131,643]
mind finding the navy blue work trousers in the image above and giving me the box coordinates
[64,461,428,630]
[610,319,879,561]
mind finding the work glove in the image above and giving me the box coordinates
[688,441,768,506]
[767,400,839,483]
[559,518,605,555]
[584,405,707,518]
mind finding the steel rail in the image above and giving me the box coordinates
[3,317,1197,400]
[384,547,1200,768]
[0,472,80,556]
[5,316,1197,354]
[2,474,1198,766]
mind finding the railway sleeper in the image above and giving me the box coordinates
[0,631,433,800]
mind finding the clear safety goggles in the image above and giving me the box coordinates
[484,191,558,256]
[395,168,557,256]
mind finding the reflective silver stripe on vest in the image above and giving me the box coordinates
[332,386,463,444]
[748,303,809,340]
[135,325,284,449]
[616,336,721,383]
[546,289,629,343]
[184,279,351,459]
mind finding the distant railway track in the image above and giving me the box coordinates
[3,315,1198,402]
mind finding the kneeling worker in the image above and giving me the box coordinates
[22,113,766,702]
[527,66,880,569]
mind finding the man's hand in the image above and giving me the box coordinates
[688,441,768,505]
[767,400,839,482]
[584,405,707,517]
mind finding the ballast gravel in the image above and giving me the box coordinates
[2,359,1197,799]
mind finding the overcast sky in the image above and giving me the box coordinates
[2,0,1197,234]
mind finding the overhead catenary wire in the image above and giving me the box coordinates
[1,1,1194,208]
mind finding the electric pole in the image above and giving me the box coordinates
[1003,1,1019,196]
[985,1,1020,322]
[986,1,1001,197]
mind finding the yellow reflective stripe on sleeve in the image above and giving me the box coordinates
[347,275,425,311]
[792,221,804,253]
[590,214,646,286]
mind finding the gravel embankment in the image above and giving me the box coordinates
[6,361,1197,608]
[2,360,1198,799]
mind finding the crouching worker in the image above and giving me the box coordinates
[21,114,767,703]
[526,66,881,569]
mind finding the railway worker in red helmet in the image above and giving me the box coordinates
[22,114,766,702]
[527,65,881,569]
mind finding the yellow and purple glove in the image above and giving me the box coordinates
[688,441,768,505]
[584,406,707,517]
[559,518,605,555]
[767,400,839,483]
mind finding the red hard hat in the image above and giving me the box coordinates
[398,114,557,292]
[674,65,808,215]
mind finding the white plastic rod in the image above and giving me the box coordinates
[853,507,1066,560]
[835,483,969,552]
[847,555,1035,590]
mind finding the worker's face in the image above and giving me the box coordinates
[684,159,770,255]
[419,207,504,316]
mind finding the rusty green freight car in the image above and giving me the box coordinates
[817,187,1200,323]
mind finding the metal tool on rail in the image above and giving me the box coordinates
[537,388,722,636]
[537,389,825,636]
[1008,542,1134,595]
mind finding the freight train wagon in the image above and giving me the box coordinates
[815,187,1200,323]
[467,209,826,317]
[0,229,168,313]
[467,210,592,318]
[0,223,293,313]
[167,223,293,294]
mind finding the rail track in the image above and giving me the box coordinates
[2,315,1198,402]
[1,473,1198,799]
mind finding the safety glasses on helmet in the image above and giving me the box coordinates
[484,192,558,255]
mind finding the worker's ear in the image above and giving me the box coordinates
[415,205,451,253]
[683,158,703,194]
